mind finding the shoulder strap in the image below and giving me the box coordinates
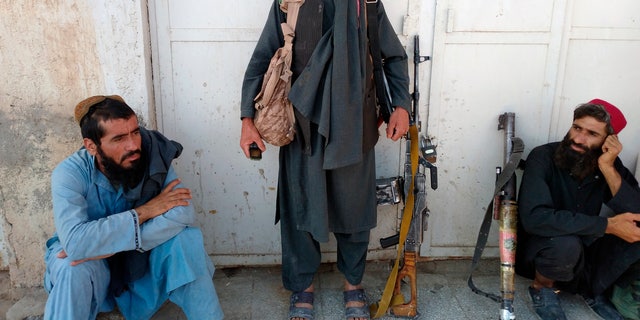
[281,0,304,31]
[365,0,394,123]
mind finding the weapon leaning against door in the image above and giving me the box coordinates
[467,112,525,320]
[374,35,434,319]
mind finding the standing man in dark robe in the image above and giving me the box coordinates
[240,0,410,319]
[516,99,640,320]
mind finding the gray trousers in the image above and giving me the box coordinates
[276,123,376,292]
[280,218,370,292]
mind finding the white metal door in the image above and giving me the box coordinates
[422,0,640,258]
[149,0,412,266]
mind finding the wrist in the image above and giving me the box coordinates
[134,207,149,225]
[605,217,613,234]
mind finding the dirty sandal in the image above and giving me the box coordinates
[343,289,370,320]
[289,291,314,320]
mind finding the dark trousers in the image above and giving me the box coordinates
[516,234,640,295]
[280,214,370,292]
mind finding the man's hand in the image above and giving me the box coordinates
[57,249,114,266]
[605,212,640,243]
[135,179,192,224]
[386,107,410,141]
[599,134,623,196]
[240,117,266,158]
[598,134,623,169]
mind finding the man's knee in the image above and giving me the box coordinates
[535,235,583,280]
[162,227,205,250]
[149,227,212,275]
[543,235,582,260]
[51,259,110,286]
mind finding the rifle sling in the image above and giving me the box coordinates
[371,125,420,318]
[467,137,524,303]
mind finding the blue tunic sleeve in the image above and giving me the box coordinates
[51,150,141,261]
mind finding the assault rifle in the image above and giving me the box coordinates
[374,35,434,319]
[468,112,524,320]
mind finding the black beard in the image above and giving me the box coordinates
[97,147,147,189]
[553,134,602,181]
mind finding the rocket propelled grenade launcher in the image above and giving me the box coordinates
[467,112,524,320]
[497,112,519,320]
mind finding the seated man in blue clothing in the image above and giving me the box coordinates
[43,95,223,319]
[516,99,640,320]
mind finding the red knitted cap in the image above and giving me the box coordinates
[589,98,627,134]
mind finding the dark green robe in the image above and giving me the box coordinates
[241,0,410,241]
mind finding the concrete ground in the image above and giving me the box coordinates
[1,259,605,320]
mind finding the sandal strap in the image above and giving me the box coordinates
[343,288,367,303]
[291,291,315,304]
[289,305,314,320]
[289,291,314,320]
[344,289,370,320]
[345,306,371,319]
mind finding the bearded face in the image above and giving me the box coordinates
[96,145,146,189]
[554,132,603,180]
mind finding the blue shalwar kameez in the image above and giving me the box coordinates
[43,129,223,320]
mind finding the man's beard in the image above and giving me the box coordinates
[554,133,603,181]
[97,147,147,189]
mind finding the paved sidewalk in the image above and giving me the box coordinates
[2,259,603,319]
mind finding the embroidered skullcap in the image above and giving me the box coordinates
[588,98,627,134]
[74,95,126,125]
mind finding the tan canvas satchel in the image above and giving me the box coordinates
[253,0,304,147]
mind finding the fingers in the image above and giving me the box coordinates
[241,139,266,158]
[136,178,193,223]
[160,182,192,206]
[240,118,266,158]
[70,259,88,267]
[166,187,192,204]
[162,179,182,193]
[162,179,191,198]
[610,213,640,243]
[602,135,622,155]
[599,135,623,168]
[57,249,90,266]
[387,126,406,141]
[386,108,410,141]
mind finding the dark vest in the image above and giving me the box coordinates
[291,0,378,155]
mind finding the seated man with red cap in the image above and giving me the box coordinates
[43,95,223,319]
[516,99,640,320]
